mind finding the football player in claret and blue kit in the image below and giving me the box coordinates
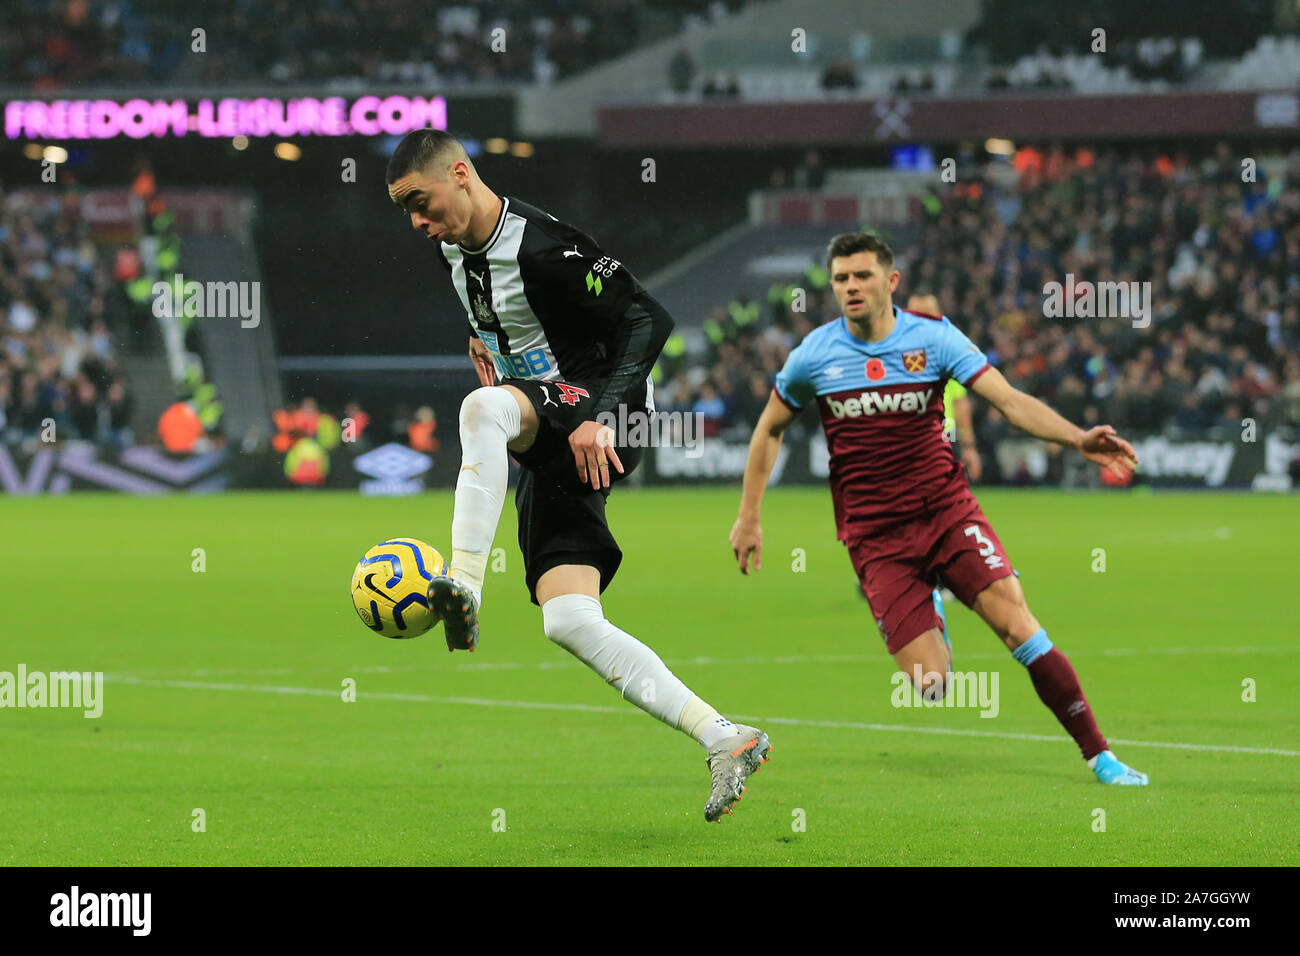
[730,232,1149,786]
[386,129,770,821]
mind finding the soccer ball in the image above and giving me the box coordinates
[350,538,447,639]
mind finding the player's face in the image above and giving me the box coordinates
[830,251,900,322]
[388,165,473,244]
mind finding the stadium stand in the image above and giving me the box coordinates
[0,189,136,447]
[655,145,1300,469]
[0,0,760,88]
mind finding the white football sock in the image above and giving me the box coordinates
[677,696,741,749]
[450,387,521,608]
[543,593,731,746]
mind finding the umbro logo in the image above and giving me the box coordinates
[825,366,844,378]
[353,442,433,497]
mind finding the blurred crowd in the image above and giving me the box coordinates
[0,191,135,448]
[0,0,757,88]
[656,144,1300,450]
[986,35,1205,92]
[270,397,442,454]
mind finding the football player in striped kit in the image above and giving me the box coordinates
[387,129,770,821]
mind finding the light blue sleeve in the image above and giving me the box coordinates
[935,317,989,386]
[774,339,817,410]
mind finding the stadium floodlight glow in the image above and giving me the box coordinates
[274,142,302,161]
[232,135,249,150]
[23,142,43,159]
[484,137,509,154]
[42,145,69,163]
[3,95,448,140]
[510,141,534,158]
[984,137,1015,156]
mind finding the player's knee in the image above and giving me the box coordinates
[458,387,495,431]
[459,386,517,437]
[541,593,605,647]
[908,667,951,701]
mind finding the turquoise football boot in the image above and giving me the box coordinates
[1090,750,1150,786]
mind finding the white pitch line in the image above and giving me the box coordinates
[341,644,1300,677]
[108,675,626,714]
[113,646,1296,682]
[105,675,1300,758]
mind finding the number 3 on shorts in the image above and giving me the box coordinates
[964,524,995,556]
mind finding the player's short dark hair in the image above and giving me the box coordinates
[825,232,895,271]
[385,128,466,184]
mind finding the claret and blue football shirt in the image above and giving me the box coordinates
[774,305,991,539]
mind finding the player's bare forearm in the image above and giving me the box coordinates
[732,429,777,574]
[731,393,798,574]
[971,366,1082,449]
[972,367,1138,477]
[738,394,796,519]
[998,389,1086,449]
[738,429,783,520]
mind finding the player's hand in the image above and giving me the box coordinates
[469,337,496,387]
[569,419,623,491]
[1078,425,1138,480]
[729,515,763,575]
[961,446,983,482]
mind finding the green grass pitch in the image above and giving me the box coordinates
[2,487,1297,866]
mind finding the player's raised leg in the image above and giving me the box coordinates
[536,564,771,822]
[428,384,538,651]
[850,534,953,698]
[859,583,953,658]
[970,574,1148,786]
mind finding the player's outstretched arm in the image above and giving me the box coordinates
[970,366,1138,479]
[730,392,798,574]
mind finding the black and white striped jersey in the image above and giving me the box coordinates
[435,196,673,419]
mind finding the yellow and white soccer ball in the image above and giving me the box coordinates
[350,538,447,639]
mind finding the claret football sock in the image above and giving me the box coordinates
[449,387,521,607]
[1013,628,1107,759]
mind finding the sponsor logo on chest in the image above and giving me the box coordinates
[825,387,934,419]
